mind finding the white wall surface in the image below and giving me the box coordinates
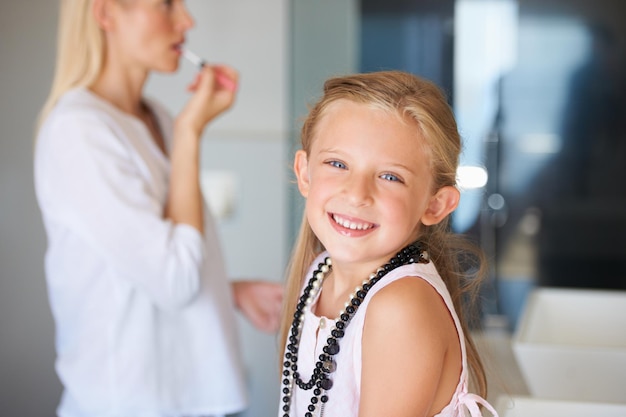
[0,1,289,416]
[288,0,360,245]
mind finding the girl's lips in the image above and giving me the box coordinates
[329,213,377,237]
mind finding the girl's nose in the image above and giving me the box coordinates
[345,175,374,206]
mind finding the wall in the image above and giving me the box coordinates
[0,1,288,416]
[0,1,61,414]
[288,0,360,245]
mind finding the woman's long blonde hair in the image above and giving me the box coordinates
[37,0,104,128]
[279,70,489,397]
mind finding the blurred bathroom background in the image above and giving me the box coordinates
[1,0,624,415]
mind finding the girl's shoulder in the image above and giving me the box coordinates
[363,261,458,338]
[367,269,452,326]
[367,261,450,305]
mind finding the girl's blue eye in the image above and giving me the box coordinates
[380,173,401,182]
[328,160,347,169]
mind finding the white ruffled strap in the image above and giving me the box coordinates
[457,392,499,417]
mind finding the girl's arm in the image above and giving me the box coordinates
[360,277,461,417]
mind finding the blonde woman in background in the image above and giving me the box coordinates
[35,1,283,416]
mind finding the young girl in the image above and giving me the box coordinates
[279,71,498,417]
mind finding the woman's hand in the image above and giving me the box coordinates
[232,280,284,333]
[176,64,239,137]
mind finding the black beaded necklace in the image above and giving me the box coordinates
[280,242,430,417]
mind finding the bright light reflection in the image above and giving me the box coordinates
[517,133,562,154]
[457,165,488,190]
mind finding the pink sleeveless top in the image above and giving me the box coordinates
[284,252,498,417]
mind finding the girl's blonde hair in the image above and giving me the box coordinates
[38,0,104,128]
[280,70,488,397]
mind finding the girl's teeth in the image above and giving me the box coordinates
[333,215,372,230]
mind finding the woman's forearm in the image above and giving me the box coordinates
[165,64,239,234]
[165,124,204,234]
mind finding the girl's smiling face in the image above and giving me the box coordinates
[295,99,459,274]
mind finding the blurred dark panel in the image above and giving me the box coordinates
[360,0,626,295]
[498,0,626,289]
[360,0,454,99]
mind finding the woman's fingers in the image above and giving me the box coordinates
[178,64,239,135]
[213,66,239,92]
[186,64,238,93]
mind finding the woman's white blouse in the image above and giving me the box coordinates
[34,88,247,417]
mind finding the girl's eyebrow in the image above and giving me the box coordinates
[317,147,341,154]
[387,162,417,175]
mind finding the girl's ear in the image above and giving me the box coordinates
[92,0,115,31]
[294,150,311,198]
[421,186,460,226]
